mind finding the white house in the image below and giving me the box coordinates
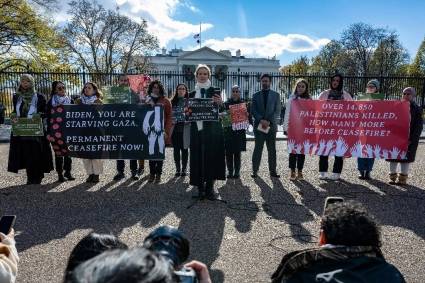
[132,46,280,74]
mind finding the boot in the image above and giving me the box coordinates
[175,164,181,177]
[91,175,100,183]
[195,183,206,200]
[181,166,187,177]
[113,172,125,181]
[297,170,304,180]
[57,172,65,182]
[358,170,365,180]
[389,173,397,184]
[205,180,217,200]
[289,170,296,181]
[86,174,94,183]
[64,171,75,181]
[397,173,408,185]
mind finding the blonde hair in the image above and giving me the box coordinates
[195,64,211,78]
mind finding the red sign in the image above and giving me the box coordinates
[287,100,410,158]
[229,103,249,130]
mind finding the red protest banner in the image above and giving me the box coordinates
[127,75,151,101]
[287,100,410,159]
[229,103,249,130]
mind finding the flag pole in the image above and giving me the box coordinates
[199,22,202,48]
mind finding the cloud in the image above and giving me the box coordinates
[202,33,330,58]
[114,0,213,46]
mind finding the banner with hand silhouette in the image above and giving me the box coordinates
[287,100,410,159]
[47,104,164,160]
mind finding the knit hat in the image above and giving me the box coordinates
[403,87,416,96]
[367,79,380,91]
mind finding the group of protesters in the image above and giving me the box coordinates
[6,65,423,193]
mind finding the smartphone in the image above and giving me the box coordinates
[213,87,221,96]
[175,267,198,283]
[323,197,344,214]
[0,215,16,235]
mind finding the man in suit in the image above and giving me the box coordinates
[251,74,281,178]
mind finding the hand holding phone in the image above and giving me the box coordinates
[0,215,16,235]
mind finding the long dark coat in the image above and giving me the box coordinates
[189,87,225,186]
[8,93,54,174]
[387,101,423,163]
[223,98,247,154]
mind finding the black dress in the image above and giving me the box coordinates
[8,94,54,183]
[387,101,423,163]
[188,87,226,188]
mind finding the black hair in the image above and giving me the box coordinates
[330,73,344,92]
[64,233,128,282]
[170,83,188,106]
[51,81,65,97]
[147,80,165,97]
[68,247,178,283]
[260,73,272,81]
[321,201,381,247]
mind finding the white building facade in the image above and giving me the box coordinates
[139,46,280,74]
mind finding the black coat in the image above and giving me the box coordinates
[223,99,247,154]
[188,87,225,186]
[387,101,423,163]
[8,93,54,173]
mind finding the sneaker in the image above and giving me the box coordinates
[319,172,327,180]
[329,173,341,181]
[358,171,365,180]
[148,174,155,183]
[290,171,296,181]
[113,172,125,181]
[64,171,75,181]
[297,171,304,180]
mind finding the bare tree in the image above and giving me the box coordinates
[370,32,410,75]
[62,0,159,73]
[340,23,386,75]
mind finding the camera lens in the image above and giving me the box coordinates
[143,226,190,269]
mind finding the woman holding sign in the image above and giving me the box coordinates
[387,87,423,185]
[145,80,172,183]
[189,64,225,200]
[8,74,53,185]
[75,82,104,183]
[283,79,311,180]
[223,85,247,179]
[171,83,191,177]
[357,79,380,180]
[46,81,75,182]
[318,74,352,181]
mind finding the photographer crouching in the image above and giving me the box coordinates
[271,200,405,283]
[67,226,211,283]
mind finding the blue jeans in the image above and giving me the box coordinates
[357,158,375,171]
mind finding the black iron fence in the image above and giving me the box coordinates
[1,69,425,117]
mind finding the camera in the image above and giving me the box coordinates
[143,226,198,283]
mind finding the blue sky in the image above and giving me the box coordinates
[55,0,425,66]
